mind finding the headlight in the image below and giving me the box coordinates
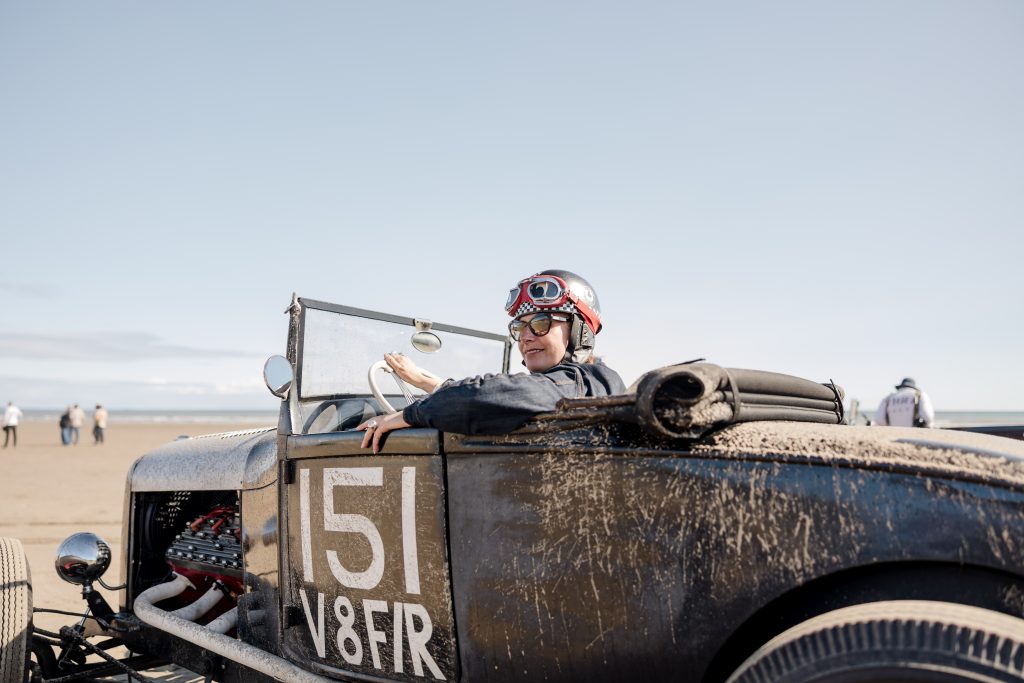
[55,532,111,586]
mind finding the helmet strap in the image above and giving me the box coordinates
[564,314,595,363]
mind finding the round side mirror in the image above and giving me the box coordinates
[263,355,294,399]
[55,532,111,586]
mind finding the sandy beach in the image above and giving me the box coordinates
[0,419,262,638]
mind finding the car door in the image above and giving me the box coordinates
[280,427,457,681]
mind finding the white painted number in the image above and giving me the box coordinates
[298,465,421,593]
[300,469,314,582]
[323,468,385,590]
[297,465,442,679]
[401,466,420,594]
[334,596,362,665]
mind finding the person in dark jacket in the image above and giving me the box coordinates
[59,409,72,446]
[358,270,625,452]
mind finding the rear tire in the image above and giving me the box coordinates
[726,600,1024,683]
[0,537,31,683]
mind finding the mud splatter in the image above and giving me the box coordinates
[692,422,1024,489]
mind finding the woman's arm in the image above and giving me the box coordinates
[402,367,585,435]
[384,352,444,393]
[356,372,565,451]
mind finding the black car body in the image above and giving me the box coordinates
[4,296,1024,683]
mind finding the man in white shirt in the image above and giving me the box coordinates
[69,403,86,445]
[93,405,109,445]
[3,401,23,448]
[874,377,935,428]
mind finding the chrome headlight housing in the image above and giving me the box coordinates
[55,532,111,586]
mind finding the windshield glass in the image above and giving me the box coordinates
[293,301,509,434]
[300,307,507,398]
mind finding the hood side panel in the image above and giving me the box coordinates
[130,428,276,492]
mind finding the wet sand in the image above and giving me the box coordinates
[0,420,259,638]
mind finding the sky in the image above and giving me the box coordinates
[0,1,1021,413]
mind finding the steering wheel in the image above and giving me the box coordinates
[368,360,416,414]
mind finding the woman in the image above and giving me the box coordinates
[358,269,626,452]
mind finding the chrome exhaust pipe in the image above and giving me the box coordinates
[134,574,332,683]
[170,581,225,622]
[139,572,193,602]
[206,606,238,634]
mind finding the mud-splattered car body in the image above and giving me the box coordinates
[12,297,1024,683]
[439,420,1024,681]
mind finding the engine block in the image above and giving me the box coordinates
[165,506,243,588]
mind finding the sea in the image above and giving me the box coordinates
[860,411,1024,429]
[21,409,280,425]
[19,408,1024,429]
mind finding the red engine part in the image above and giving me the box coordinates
[163,505,244,624]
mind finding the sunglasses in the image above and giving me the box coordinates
[508,312,570,341]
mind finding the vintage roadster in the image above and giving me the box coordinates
[3,295,1024,683]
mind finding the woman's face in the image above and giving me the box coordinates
[517,313,570,372]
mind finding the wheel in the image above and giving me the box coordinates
[727,600,1024,683]
[0,537,31,683]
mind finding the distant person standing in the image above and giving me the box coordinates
[874,377,935,428]
[92,405,108,444]
[69,403,86,445]
[3,401,23,448]
[60,408,72,445]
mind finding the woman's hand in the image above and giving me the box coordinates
[356,411,411,454]
[384,352,442,393]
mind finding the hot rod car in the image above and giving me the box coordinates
[3,295,1024,683]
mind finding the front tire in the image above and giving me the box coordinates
[727,600,1024,683]
[0,537,31,683]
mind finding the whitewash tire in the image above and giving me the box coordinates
[0,537,31,683]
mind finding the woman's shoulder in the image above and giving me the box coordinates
[545,360,627,395]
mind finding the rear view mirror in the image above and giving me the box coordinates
[411,319,442,354]
[263,355,294,399]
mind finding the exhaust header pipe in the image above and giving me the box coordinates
[134,574,333,683]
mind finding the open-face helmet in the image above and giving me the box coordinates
[505,269,603,363]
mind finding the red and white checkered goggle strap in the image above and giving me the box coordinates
[504,275,602,333]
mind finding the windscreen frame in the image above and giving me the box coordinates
[294,298,511,402]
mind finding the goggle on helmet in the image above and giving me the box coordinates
[504,273,602,334]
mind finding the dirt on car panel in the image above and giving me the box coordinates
[526,446,870,587]
[692,422,1024,489]
[446,417,1024,679]
[453,448,865,671]
[456,450,884,679]
[692,421,1024,576]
